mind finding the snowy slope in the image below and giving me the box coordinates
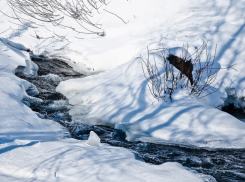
[0,11,217,182]
[0,138,215,182]
[0,39,65,142]
[0,0,245,177]
[54,0,245,148]
[1,0,245,180]
[1,0,243,148]
[3,0,244,148]
[1,0,245,95]
[1,0,245,90]
[0,32,214,182]
[57,54,245,148]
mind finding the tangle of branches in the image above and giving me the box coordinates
[3,0,107,37]
[141,42,236,102]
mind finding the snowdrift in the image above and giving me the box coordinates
[0,139,214,182]
[1,0,245,180]
[53,0,245,148]
[57,53,245,148]
[0,39,64,141]
[0,38,212,182]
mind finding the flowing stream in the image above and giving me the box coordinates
[17,53,245,182]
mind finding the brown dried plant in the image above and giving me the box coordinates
[141,42,236,102]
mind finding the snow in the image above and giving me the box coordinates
[54,0,245,148]
[0,33,213,182]
[0,39,65,141]
[0,139,215,182]
[0,38,37,77]
[87,131,101,146]
[1,0,245,180]
[0,0,193,74]
[1,0,244,148]
[0,3,215,181]
[57,54,245,148]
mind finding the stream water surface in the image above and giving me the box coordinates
[17,54,245,182]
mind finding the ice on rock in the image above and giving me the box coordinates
[86,131,101,146]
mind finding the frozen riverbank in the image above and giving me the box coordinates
[0,39,214,181]
[19,52,244,182]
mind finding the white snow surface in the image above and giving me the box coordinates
[1,0,245,180]
[57,54,245,148]
[0,0,244,87]
[0,29,212,182]
[1,0,244,148]
[0,139,214,182]
[1,0,245,147]
[0,40,63,141]
[86,131,101,146]
[55,0,245,148]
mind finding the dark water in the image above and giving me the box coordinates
[18,54,245,182]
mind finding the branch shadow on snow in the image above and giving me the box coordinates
[0,141,38,154]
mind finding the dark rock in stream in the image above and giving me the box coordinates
[222,103,245,119]
[32,56,84,77]
[17,53,245,182]
[221,88,245,119]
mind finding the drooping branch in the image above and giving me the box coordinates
[3,0,107,37]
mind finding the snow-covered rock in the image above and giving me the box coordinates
[87,131,101,146]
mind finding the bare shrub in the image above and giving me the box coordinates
[141,42,236,102]
[2,0,107,38]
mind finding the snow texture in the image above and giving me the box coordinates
[1,0,245,180]
[0,32,214,182]
[0,46,211,181]
[55,0,245,148]
[0,1,217,180]
[1,0,244,148]
[86,131,101,146]
[57,54,245,149]
[0,139,215,182]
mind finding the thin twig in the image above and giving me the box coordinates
[104,9,127,24]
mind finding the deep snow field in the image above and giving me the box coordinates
[1,0,245,181]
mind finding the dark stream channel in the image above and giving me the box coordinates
[17,54,245,182]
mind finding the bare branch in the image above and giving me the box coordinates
[3,0,107,37]
[141,42,235,102]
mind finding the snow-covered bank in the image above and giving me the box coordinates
[1,0,245,148]
[1,0,245,180]
[0,39,64,141]
[0,0,192,74]
[0,34,212,182]
[2,0,245,90]
[57,54,245,149]
[52,0,245,148]
[0,138,215,182]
